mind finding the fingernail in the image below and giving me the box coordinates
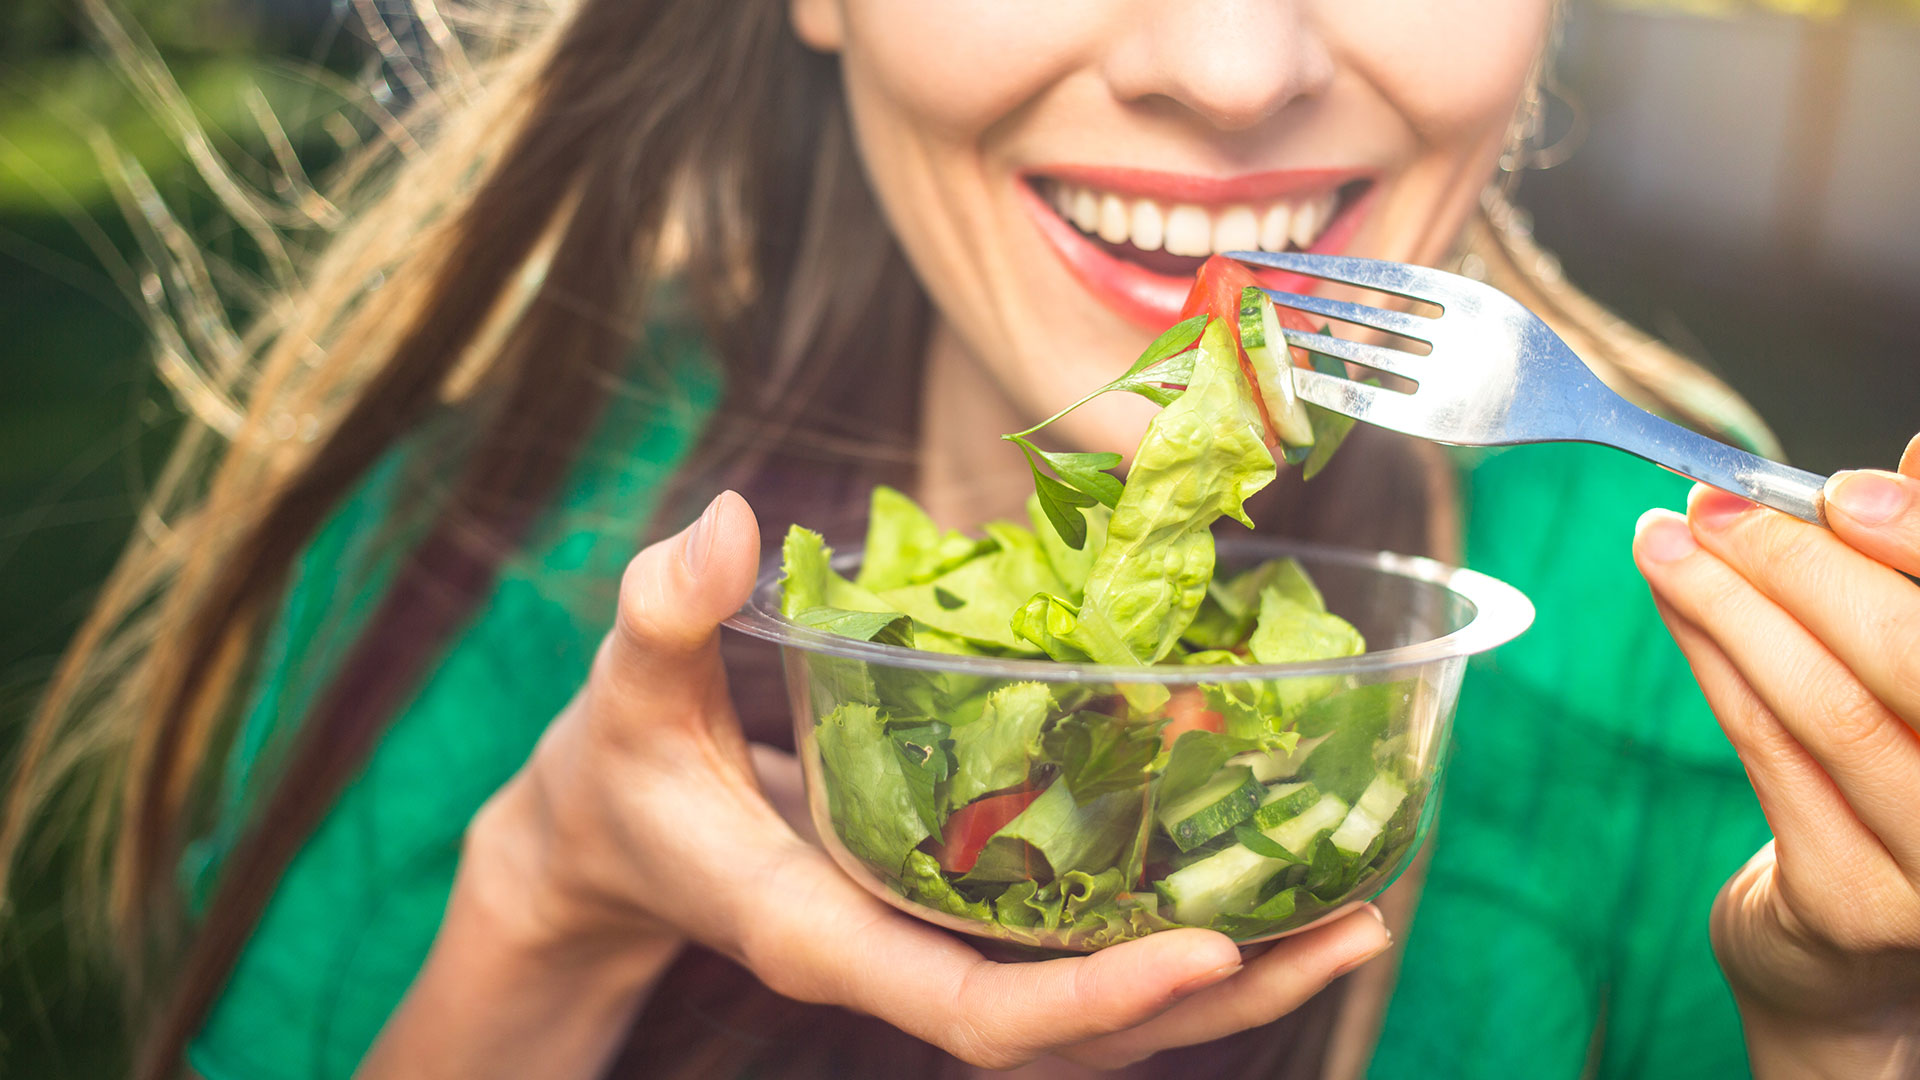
[1331,939,1391,981]
[1171,961,1241,999]
[1825,470,1906,526]
[1634,509,1697,563]
[1687,484,1755,531]
[683,492,727,576]
[1362,902,1391,942]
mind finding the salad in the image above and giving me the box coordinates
[775,257,1420,949]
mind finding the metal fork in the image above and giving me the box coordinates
[1230,249,1829,525]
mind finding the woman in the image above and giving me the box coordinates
[6,0,1915,1076]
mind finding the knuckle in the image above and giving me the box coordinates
[1815,683,1899,757]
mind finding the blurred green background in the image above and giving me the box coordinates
[1,0,1915,1075]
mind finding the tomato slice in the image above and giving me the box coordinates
[934,788,1043,874]
[1176,256,1319,448]
[1178,254,1318,358]
[1178,255,1263,339]
[1161,687,1226,750]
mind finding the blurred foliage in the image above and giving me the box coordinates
[2,0,263,58]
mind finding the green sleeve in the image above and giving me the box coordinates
[1368,443,1771,1080]
[185,331,719,1080]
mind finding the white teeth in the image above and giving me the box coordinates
[1211,205,1259,255]
[1164,204,1212,257]
[1046,180,1344,257]
[1289,192,1336,250]
[1071,188,1100,233]
[1130,200,1164,251]
[1097,193,1130,244]
[1259,204,1293,252]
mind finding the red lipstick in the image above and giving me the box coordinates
[1021,168,1375,329]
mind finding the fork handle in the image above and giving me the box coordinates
[1597,401,1829,527]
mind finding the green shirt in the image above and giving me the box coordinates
[187,332,1768,1079]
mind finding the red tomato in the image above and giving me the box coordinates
[1161,687,1226,751]
[934,788,1043,874]
[1175,256,1320,448]
[1177,255,1263,339]
[1177,254,1319,358]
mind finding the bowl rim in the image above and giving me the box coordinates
[724,535,1534,684]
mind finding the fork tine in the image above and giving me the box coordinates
[1260,288,1432,342]
[1292,368,1446,442]
[1231,250,1468,304]
[1278,327,1425,381]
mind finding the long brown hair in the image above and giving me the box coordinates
[2,1,1771,1077]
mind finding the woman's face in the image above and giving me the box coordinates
[793,0,1553,450]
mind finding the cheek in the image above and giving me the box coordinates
[836,0,1100,138]
[1327,0,1551,145]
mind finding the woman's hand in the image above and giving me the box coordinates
[1633,435,1920,1079]
[363,491,1392,1079]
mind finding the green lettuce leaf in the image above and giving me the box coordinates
[1248,585,1366,720]
[855,485,987,591]
[901,850,991,920]
[1042,711,1164,802]
[960,781,1145,884]
[889,719,953,833]
[792,606,914,646]
[1210,886,1299,939]
[947,682,1053,810]
[993,879,1064,929]
[1297,684,1402,803]
[814,703,932,876]
[878,522,1066,652]
[1030,494,1109,602]
[1158,728,1262,808]
[1075,317,1277,666]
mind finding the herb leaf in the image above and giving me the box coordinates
[1027,464,1098,550]
[1233,824,1302,862]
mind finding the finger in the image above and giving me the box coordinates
[1645,592,1895,890]
[1824,464,1920,578]
[1057,906,1393,1069]
[1635,509,1920,866]
[740,849,1249,1070]
[1682,483,1920,724]
[599,490,760,706]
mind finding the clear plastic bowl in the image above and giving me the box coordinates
[726,537,1533,952]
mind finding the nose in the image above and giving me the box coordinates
[1102,0,1334,132]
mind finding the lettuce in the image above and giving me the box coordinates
[814,703,932,875]
[946,682,1052,810]
[1075,317,1276,666]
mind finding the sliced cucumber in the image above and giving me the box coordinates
[1266,792,1350,861]
[1155,792,1349,925]
[1230,732,1328,783]
[1158,766,1262,852]
[1252,780,1320,829]
[1327,773,1408,857]
[1237,287,1315,447]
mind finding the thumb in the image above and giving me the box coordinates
[603,490,761,698]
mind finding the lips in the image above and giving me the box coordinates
[1021,166,1376,328]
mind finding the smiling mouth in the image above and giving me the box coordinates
[1030,175,1371,278]
[1021,168,1375,327]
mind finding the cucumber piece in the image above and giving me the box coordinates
[1230,732,1329,783]
[1252,781,1320,829]
[1267,792,1350,861]
[1155,792,1349,925]
[1158,766,1262,852]
[1237,287,1314,447]
[1328,773,1409,857]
